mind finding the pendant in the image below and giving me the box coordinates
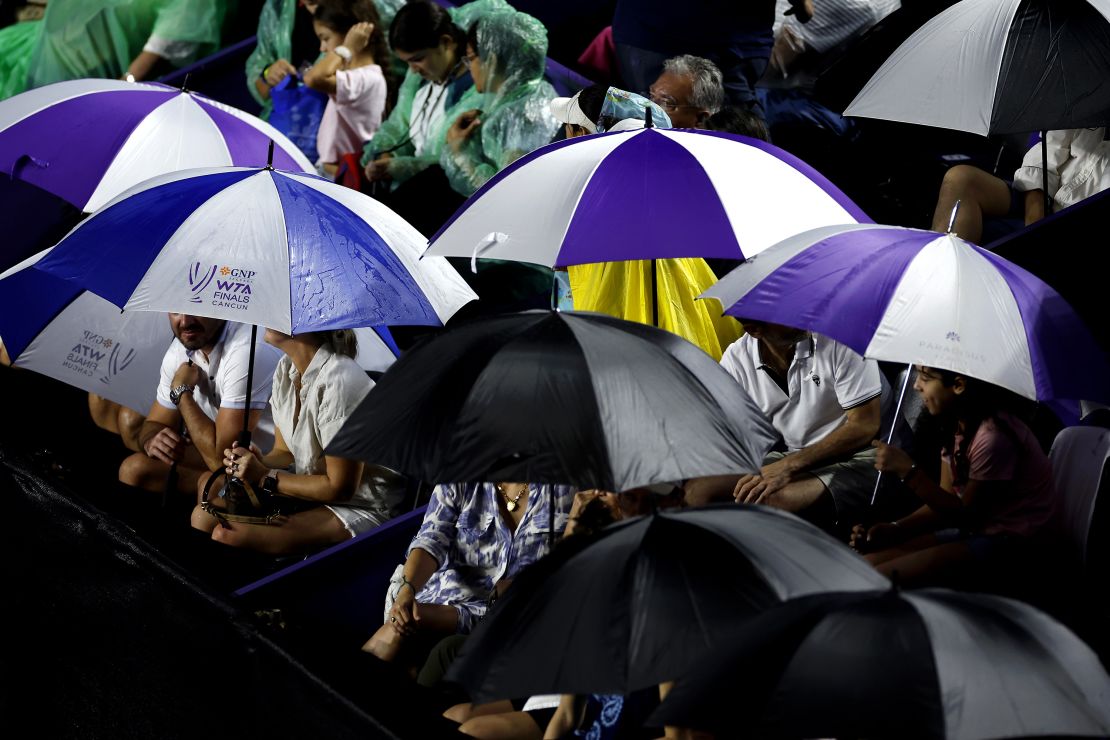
[506,499,519,512]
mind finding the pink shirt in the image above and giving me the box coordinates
[943,412,1056,537]
[316,64,386,164]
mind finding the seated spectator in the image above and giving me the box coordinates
[360,0,494,236]
[852,366,1056,586]
[552,84,742,360]
[88,394,145,454]
[441,6,558,196]
[362,481,575,669]
[119,315,280,497]
[932,128,1110,244]
[648,54,725,129]
[14,0,226,94]
[304,0,390,176]
[191,328,405,554]
[686,320,883,530]
[611,0,778,115]
[248,0,403,119]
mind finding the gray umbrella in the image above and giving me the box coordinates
[652,588,1110,739]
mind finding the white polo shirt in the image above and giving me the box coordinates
[720,333,883,451]
[155,321,281,450]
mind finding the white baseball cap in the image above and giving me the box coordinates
[549,91,597,134]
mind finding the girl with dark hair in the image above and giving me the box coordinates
[304,0,391,175]
[851,366,1056,585]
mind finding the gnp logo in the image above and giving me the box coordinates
[99,343,138,385]
[189,262,218,303]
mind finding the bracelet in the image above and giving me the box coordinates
[333,45,353,62]
[399,575,416,595]
[260,64,271,82]
[900,463,919,484]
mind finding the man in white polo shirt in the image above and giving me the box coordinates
[688,319,883,526]
[119,314,281,497]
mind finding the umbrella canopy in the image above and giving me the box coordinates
[0,250,171,414]
[0,79,314,214]
[327,311,779,491]
[843,0,1110,135]
[33,166,477,334]
[423,128,869,267]
[703,223,1110,403]
[446,505,888,702]
[652,588,1110,739]
[0,249,400,413]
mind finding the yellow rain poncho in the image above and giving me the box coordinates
[569,259,742,360]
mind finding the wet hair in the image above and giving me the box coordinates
[389,0,464,53]
[706,106,770,141]
[320,329,359,358]
[662,54,725,115]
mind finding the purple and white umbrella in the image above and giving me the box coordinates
[0,79,314,213]
[33,166,477,334]
[423,129,869,267]
[703,223,1110,403]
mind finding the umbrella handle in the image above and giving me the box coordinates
[1041,132,1050,215]
[870,363,913,507]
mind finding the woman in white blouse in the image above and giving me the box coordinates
[191,328,404,554]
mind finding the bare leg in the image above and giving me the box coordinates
[683,475,742,507]
[89,393,122,435]
[117,405,145,453]
[864,533,940,567]
[446,700,516,724]
[930,164,1013,244]
[873,541,973,587]
[118,452,203,495]
[756,476,827,513]
[362,603,460,662]
[209,507,349,555]
[459,712,543,739]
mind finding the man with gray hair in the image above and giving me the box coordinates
[648,54,724,128]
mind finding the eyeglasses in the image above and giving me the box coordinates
[464,52,480,64]
[647,90,698,113]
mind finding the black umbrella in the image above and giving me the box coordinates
[445,505,888,703]
[987,187,1110,354]
[652,588,1110,739]
[842,0,1110,210]
[327,310,778,493]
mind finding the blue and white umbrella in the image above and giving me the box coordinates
[704,223,1110,403]
[34,166,477,334]
[0,251,401,414]
[423,128,869,267]
[0,249,172,414]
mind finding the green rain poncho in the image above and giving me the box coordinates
[245,0,405,118]
[26,0,224,90]
[0,20,38,100]
[360,0,505,185]
[440,6,557,196]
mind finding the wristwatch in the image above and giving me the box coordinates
[169,384,194,406]
[333,45,353,62]
[260,468,280,496]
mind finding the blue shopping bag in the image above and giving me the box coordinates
[269,75,328,163]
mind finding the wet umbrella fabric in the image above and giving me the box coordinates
[446,505,888,703]
[703,223,1110,403]
[423,128,869,267]
[33,166,477,334]
[651,588,1110,739]
[0,249,171,414]
[843,0,1110,136]
[0,79,314,214]
[327,311,779,492]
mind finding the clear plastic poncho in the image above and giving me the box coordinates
[25,0,224,90]
[247,0,405,119]
[565,90,742,359]
[440,6,557,196]
[359,0,506,185]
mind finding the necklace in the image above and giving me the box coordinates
[497,483,528,512]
